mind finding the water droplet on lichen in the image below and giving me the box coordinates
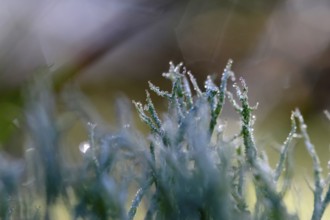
[217,124,225,133]
[79,141,91,154]
[12,118,20,128]
[87,122,97,129]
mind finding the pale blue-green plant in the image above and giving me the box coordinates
[0,61,329,220]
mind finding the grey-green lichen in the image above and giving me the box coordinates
[0,60,329,220]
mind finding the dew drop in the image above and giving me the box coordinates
[12,118,20,127]
[87,122,97,130]
[217,124,225,133]
[25,148,35,153]
[292,134,301,138]
[79,141,91,154]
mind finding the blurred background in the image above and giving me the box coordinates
[0,0,330,218]
[1,0,330,108]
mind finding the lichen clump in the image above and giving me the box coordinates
[0,61,329,220]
